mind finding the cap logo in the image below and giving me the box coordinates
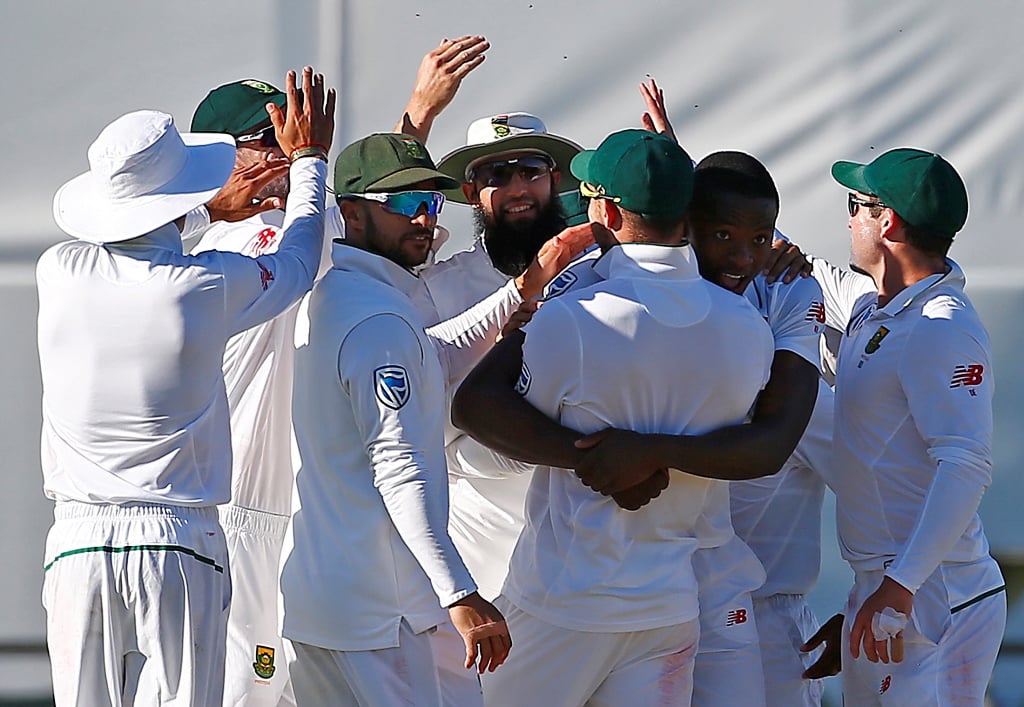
[241,80,277,94]
[402,138,426,160]
[492,115,511,139]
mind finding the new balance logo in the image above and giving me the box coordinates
[880,675,892,694]
[805,301,825,323]
[950,364,984,388]
[725,608,747,626]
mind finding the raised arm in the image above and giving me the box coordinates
[394,35,489,143]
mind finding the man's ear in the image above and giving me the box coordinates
[595,199,622,232]
[339,199,365,236]
[462,181,480,205]
[551,169,562,189]
[879,208,905,243]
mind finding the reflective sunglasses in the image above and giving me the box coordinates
[579,181,621,203]
[346,190,446,218]
[468,155,554,188]
[236,124,279,148]
[848,193,886,217]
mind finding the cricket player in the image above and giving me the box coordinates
[280,132,519,706]
[809,148,1006,705]
[454,129,776,706]
[38,67,334,706]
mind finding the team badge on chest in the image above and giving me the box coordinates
[375,365,411,409]
[253,645,276,679]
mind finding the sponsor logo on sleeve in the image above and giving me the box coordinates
[545,270,578,299]
[253,645,276,679]
[514,362,531,396]
[375,365,411,409]
[950,364,984,395]
[806,301,826,330]
[257,262,274,290]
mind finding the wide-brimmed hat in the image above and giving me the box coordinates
[436,113,583,203]
[831,148,968,238]
[54,110,236,244]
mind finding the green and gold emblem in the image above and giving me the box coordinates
[253,645,276,679]
[864,325,890,354]
[241,80,277,95]
[402,138,426,159]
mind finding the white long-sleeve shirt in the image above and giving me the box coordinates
[281,242,477,652]
[36,157,327,507]
[813,257,999,595]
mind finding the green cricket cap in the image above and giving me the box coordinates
[333,133,460,195]
[570,129,694,219]
[191,79,288,137]
[832,148,968,238]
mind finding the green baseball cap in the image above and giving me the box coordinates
[333,133,460,195]
[570,129,694,219]
[191,79,288,136]
[831,148,968,237]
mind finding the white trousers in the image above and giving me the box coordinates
[841,564,1006,706]
[691,539,767,707]
[43,502,231,707]
[219,504,295,707]
[481,596,699,707]
[752,594,824,707]
[290,619,473,707]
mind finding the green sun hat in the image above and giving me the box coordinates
[831,148,968,237]
[570,130,694,220]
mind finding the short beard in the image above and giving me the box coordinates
[475,197,568,277]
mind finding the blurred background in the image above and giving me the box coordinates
[2,1,1022,704]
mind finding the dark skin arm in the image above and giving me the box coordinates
[801,612,844,678]
[451,331,669,509]
[574,350,819,495]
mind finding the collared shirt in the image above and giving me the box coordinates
[505,243,773,632]
[36,158,327,506]
[281,242,476,652]
[815,258,997,594]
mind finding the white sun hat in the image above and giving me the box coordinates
[53,110,237,244]
[436,112,583,204]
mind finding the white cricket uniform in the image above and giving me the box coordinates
[483,243,774,707]
[37,157,327,706]
[692,273,830,707]
[184,206,337,707]
[813,256,1006,706]
[281,242,480,706]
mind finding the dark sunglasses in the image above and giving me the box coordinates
[468,155,554,188]
[236,124,279,148]
[346,190,446,218]
[848,193,886,217]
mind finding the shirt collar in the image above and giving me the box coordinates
[109,222,184,254]
[331,241,421,297]
[592,242,702,282]
[876,258,965,318]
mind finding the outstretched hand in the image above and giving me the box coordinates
[639,78,678,144]
[267,66,336,158]
[397,35,489,141]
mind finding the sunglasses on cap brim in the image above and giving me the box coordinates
[236,124,279,148]
[344,190,446,218]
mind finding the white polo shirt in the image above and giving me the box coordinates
[281,242,477,652]
[36,157,327,507]
[814,258,999,596]
[504,243,774,632]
